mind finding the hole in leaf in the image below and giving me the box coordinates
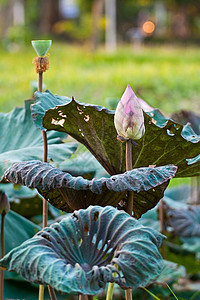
[112,271,119,278]
[92,234,97,244]
[84,222,89,236]
[167,129,175,136]
[93,211,99,221]
[107,247,113,254]
[72,213,78,221]
[103,244,107,251]
[97,240,103,250]
[54,227,60,232]
[41,234,51,242]
[78,238,83,247]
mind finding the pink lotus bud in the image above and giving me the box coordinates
[114,85,145,140]
[0,192,10,215]
[138,98,154,112]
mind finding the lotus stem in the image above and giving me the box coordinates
[0,212,6,300]
[79,295,92,300]
[125,139,133,300]
[158,198,165,258]
[37,67,56,300]
[39,72,48,230]
[106,282,115,300]
[190,177,195,205]
[197,176,200,205]
[48,286,57,300]
[39,285,45,300]
[125,140,134,216]
[125,289,133,300]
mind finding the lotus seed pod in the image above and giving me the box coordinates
[114,85,145,140]
[31,40,52,57]
[0,192,10,215]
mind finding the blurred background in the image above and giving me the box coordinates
[0,0,200,114]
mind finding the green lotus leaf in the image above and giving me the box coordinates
[31,91,200,177]
[0,183,42,218]
[31,40,52,56]
[4,160,177,218]
[155,260,186,284]
[0,99,78,180]
[0,209,40,281]
[181,237,200,256]
[59,151,108,179]
[0,206,164,294]
[166,206,200,237]
[171,110,200,135]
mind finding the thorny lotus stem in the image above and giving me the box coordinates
[0,212,6,300]
[159,198,165,259]
[124,139,133,300]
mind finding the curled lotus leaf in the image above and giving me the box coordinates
[31,91,200,177]
[166,206,200,237]
[0,206,164,294]
[4,160,177,217]
[0,99,78,181]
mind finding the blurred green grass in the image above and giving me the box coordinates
[0,43,200,114]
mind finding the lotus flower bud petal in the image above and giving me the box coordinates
[0,192,10,215]
[138,98,154,112]
[114,85,145,140]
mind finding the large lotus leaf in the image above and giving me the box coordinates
[0,210,40,281]
[0,206,164,294]
[166,206,200,237]
[31,91,200,177]
[155,260,186,284]
[0,99,78,180]
[0,210,40,254]
[4,160,177,218]
[59,151,108,179]
[181,237,200,259]
[164,185,190,204]
[171,110,200,135]
[0,183,42,217]
[140,208,159,231]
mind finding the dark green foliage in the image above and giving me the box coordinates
[32,91,200,177]
[166,206,200,237]
[4,160,176,217]
[0,183,42,218]
[171,110,200,135]
[0,99,78,180]
[0,206,164,295]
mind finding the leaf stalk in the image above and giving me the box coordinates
[0,212,6,300]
